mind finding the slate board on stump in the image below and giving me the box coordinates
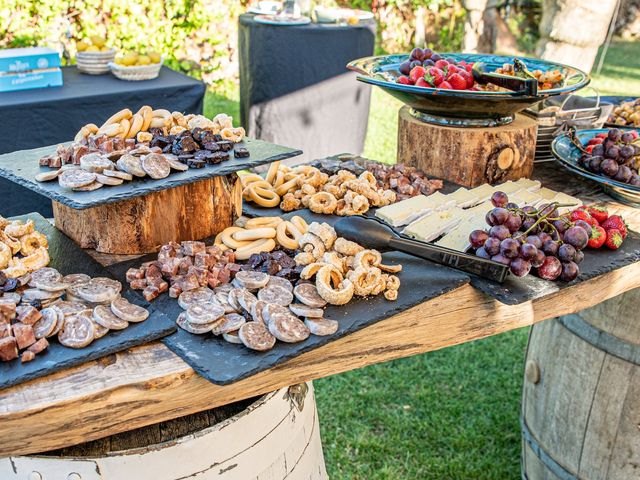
[0,213,176,390]
[0,138,302,210]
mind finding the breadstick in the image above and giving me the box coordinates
[247,185,280,207]
[276,221,302,250]
[220,227,253,250]
[74,123,99,142]
[235,238,276,261]
[126,113,144,139]
[266,161,281,185]
[246,217,283,229]
[101,108,132,128]
[232,227,276,241]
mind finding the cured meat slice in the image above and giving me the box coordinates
[13,323,37,349]
[261,303,290,326]
[238,321,276,351]
[268,313,310,343]
[91,319,109,339]
[91,277,122,292]
[165,154,189,172]
[58,169,96,189]
[58,313,95,348]
[21,351,36,363]
[102,169,133,181]
[33,307,59,338]
[293,283,327,308]
[62,273,91,286]
[30,267,61,284]
[80,153,113,173]
[27,337,49,354]
[304,317,339,336]
[116,154,146,177]
[176,312,215,334]
[257,285,293,307]
[210,313,246,335]
[72,181,103,192]
[216,290,236,314]
[236,289,258,312]
[0,336,18,361]
[141,153,171,179]
[55,301,92,318]
[234,271,269,290]
[185,302,225,325]
[178,287,215,310]
[35,170,60,182]
[289,303,324,318]
[93,304,129,330]
[16,305,42,325]
[266,276,294,292]
[96,173,124,186]
[1,292,21,305]
[21,288,63,302]
[222,330,242,344]
[251,300,268,325]
[110,297,149,323]
[75,281,119,303]
[227,288,244,311]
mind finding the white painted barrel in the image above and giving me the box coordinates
[0,382,327,480]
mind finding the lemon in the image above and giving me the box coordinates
[85,45,100,52]
[148,51,161,64]
[122,53,138,66]
[136,55,151,66]
[90,36,106,47]
[76,40,89,52]
[101,46,111,52]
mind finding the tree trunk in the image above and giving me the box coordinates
[462,0,489,52]
[536,0,618,72]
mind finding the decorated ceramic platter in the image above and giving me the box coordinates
[348,53,590,126]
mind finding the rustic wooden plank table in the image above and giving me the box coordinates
[1,163,639,457]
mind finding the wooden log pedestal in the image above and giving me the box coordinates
[397,106,538,187]
[52,174,242,255]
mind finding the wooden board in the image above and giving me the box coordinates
[398,107,538,187]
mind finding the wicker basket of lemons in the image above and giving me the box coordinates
[76,36,116,75]
[109,51,163,81]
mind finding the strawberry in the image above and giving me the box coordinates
[415,77,429,87]
[435,59,449,70]
[570,209,592,223]
[601,214,628,239]
[587,205,608,224]
[587,137,604,145]
[465,64,473,73]
[459,70,475,88]
[409,66,426,83]
[447,73,468,90]
[587,225,606,248]
[397,75,411,85]
[605,228,623,249]
[438,81,453,89]
[631,130,639,139]
[446,65,460,76]
[424,67,444,86]
[595,133,608,139]
[585,145,595,154]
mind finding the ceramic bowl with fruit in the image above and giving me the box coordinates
[347,49,589,126]
[109,51,163,81]
[76,36,116,75]
[552,127,640,205]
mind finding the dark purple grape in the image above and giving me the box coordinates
[410,60,423,69]
[475,247,490,259]
[411,48,425,61]
[588,156,603,173]
[510,257,532,277]
[542,239,559,256]
[558,244,576,262]
[552,219,569,234]
[531,250,546,268]
[525,235,542,248]
[604,139,616,150]
[574,220,592,236]
[491,191,508,208]
[630,173,640,187]
[563,226,589,250]
[538,203,558,218]
[614,165,633,183]
[522,218,537,231]
[538,232,552,244]
[399,61,412,75]
[506,202,519,210]
[601,158,619,177]
[621,132,634,143]
[605,146,620,159]
[489,207,510,225]
[485,211,495,227]
[573,249,584,264]
[520,243,538,260]
[489,225,511,241]
[431,53,442,62]
[592,144,604,156]
[491,253,511,266]
[521,206,536,214]
[504,213,523,233]
[423,48,433,59]
[608,128,622,141]
[578,154,589,166]
[484,237,501,255]
[469,229,489,249]
[500,238,520,259]
[423,59,435,66]
[537,256,562,280]
[619,145,634,160]
[560,261,579,282]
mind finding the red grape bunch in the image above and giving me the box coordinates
[469,191,590,281]
[578,128,640,186]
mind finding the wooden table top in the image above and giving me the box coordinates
[1,162,639,456]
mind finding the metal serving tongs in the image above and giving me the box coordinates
[472,58,539,97]
[334,216,509,283]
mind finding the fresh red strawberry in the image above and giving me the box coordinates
[570,209,592,223]
[587,206,608,224]
[631,130,639,139]
[460,70,475,88]
[587,225,607,248]
[409,66,426,83]
[415,77,430,87]
[601,214,628,239]
[446,65,460,76]
[585,144,595,154]
[595,133,608,139]
[605,228,623,249]
[587,137,604,145]
[438,81,453,89]
[458,60,467,66]
[425,67,444,86]
[435,59,449,70]
[447,73,468,90]
[397,75,411,85]
[465,64,473,73]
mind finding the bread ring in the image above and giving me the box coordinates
[0,242,10,269]
[101,109,132,129]
[240,173,264,187]
[273,170,285,189]
[150,117,169,129]
[308,192,338,215]
[19,231,48,256]
[213,232,230,252]
[220,227,253,250]
[137,106,153,131]
[5,219,34,238]
[74,123,99,142]
[152,108,172,119]
[266,161,281,185]
[246,217,283,229]
[275,177,300,197]
[235,238,276,261]
[289,215,308,234]
[316,265,354,305]
[97,123,121,137]
[126,113,144,139]
[233,227,276,242]
[118,118,131,139]
[276,221,302,250]
[247,185,280,208]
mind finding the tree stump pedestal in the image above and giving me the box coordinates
[397,106,538,187]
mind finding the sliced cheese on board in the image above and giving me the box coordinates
[493,181,523,195]
[447,187,481,208]
[375,192,455,227]
[551,192,583,214]
[467,183,495,203]
[515,178,542,191]
[511,189,543,206]
[403,207,464,242]
[435,213,489,252]
[536,187,559,200]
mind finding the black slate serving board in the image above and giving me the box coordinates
[0,138,302,210]
[0,213,175,390]
[109,251,469,385]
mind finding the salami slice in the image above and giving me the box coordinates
[186,302,225,325]
[102,169,133,181]
[234,271,269,290]
[227,288,244,311]
[257,285,293,307]
[22,288,63,302]
[238,321,276,351]
[261,303,290,326]
[176,312,215,334]
[96,173,124,186]
[33,306,59,338]
[48,308,66,337]
[289,303,324,318]
[210,313,246,335]
[268,313,310,343]
[214,284,233,295]
[93,304,129,330]
[141,153,171,179]
[80,153,113,173]
[30,267,62,284]
[165,154,189,172]
[56,301,92,317]
[293,283,327,308]
[1,292,21,304]
[237,289,258,312]
[251,300,268,325]
[75,282,119,303]
[178,287,215,310]
[91,319,109,339]
[110,297,149,323]
[116,154,146,177]
[222,330,243,344]
[216,291,237,314]
[35,170,61,182]
[63,273,91,286]
[58,313,95,348]
[266,276,294,292]
[73,181,103,192]
[91,277,122,292]
[304,317,339,336]
[31,279,68,292]
[58,169,96,189]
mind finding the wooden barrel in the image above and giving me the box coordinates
[0,382,327,480]
[521,289,640,479]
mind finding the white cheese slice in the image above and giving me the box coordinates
[403,207,464,242]
[375,192,454,227]
[551,192,582,214]
[435,213,489,252]
[515,178,542,191]
[536,187,559,200]
[493,181,523,195]
[446,187,481,208]
[511,189,544,207]
[462,201,494,218]
[467,183,495,203]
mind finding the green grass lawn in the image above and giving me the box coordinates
[205,39,640,480]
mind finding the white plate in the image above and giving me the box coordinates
[253,14,311,26]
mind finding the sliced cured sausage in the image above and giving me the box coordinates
[91,319,109,339]
[102,168,133,181]
[80,153,113,173]
[227,288,244,311]
[176,312,215,334]
[58,169,96,189]
[30,267,62,285]
[257,285,293,307]
[75,281,120,303]
[111,297,149,323]
[304,317,339,336]
[268,313,310,343]
[237,289,258,312]
[73,181,103,192]
[116,154,146,177]
[62,273,91,286]
[238,321,276,351]
[186,302,225,325]
[33,306,59,338]
[266,276,294,292]
[222,330,243,344]
[165,154,189,172]
[289,303,324,318]
[261,303,290,326]
[58,313,95,348]
[210,313,246,335]
[234,271,269,290]
[55,301,92,318]
[93,304,129,330]
[178,287,215,310]
[21,288,63,301]
[96,173,124,186]
[141,153,171,179]
[293,283,327,308]
[251,300,268,325]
